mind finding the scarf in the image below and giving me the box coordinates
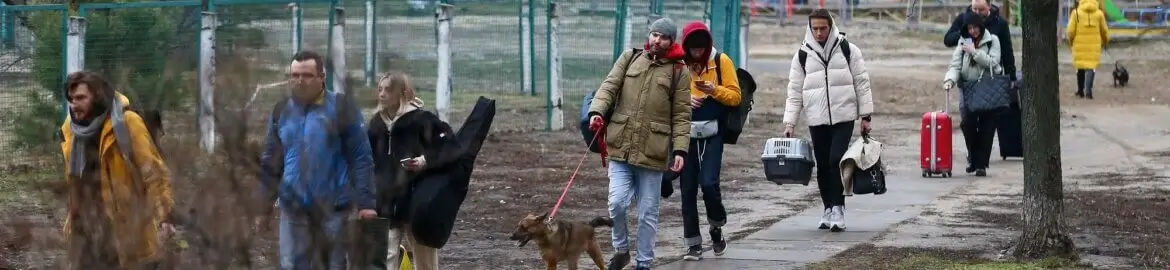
[68,97,125,178]
[376,97,425,154]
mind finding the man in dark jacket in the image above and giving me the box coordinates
[943,0,1016,83]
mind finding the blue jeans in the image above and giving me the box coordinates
[680,136,727,246]
[607,160,664,268]
[279,207,349,270]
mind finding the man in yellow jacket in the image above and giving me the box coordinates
[1066,0,1111,99]
[675,20,741,261]
[59,71,174,269]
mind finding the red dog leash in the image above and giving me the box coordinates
[547,126,604,223]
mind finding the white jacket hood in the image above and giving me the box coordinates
[783,14,875,127]
[802,15,843,55]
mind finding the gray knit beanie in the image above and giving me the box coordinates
[648,17,678,40]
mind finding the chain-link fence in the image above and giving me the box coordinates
[0,0,737,167]
[0,0,754,267]
[0,4,67,169]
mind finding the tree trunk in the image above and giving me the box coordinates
[1012,0,1076,260]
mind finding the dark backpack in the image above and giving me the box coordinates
[713,53,757,145]
[134,108,164,149]
[797,34,852,73]
[580,48,641,153]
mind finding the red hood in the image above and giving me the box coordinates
[643,42,686,60]
[681,21,713,71]
[681,21,711,47]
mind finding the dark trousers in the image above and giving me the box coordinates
[809,121,854,209]
[960,109,1001,169]
[356,218,393,270]
[1076,69,1096,95]
[680,135,727,247]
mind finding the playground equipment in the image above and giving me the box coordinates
[1048,0,1170,39]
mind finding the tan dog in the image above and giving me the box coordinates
[510,213,613,270]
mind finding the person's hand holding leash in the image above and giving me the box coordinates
[588,115,605,132]
[942,80,955,91]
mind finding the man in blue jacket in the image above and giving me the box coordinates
[943,0,1016,84]
[258,50,378,270]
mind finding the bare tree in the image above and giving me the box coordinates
[1012,0,1076,259]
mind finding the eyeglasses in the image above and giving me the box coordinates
[288,72,319,81]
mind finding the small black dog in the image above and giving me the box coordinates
[1113,61,1129,88]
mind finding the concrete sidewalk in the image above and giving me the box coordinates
[658,174,971,270]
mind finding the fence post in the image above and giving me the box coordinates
[364,0,376,87]
[611,0,628,62]
[330,7,347,94]
[66,17,86,75]
[906,0,922,30]
[740,11,749,67]
[291,1,303,53]
[435,4,453,122]
[621,1,632,53]
[545,1,563,131]
[520,0,534,96]
[838,0,852,23]
[784,0,793,25]
[64,16,85,122]
[704,0,712,27]
[0,6,13,49]
[198,12,218,153]
[647,0,662,25]
[1057,0,1068,41]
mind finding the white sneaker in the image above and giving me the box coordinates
[818,208,831,230]
[829,206,846,232]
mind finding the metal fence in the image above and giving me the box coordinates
[0,0,736,168]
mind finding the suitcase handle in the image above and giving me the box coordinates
[944,89,950,114]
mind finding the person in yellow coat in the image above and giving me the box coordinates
[1066,0,1111,99]
[675,20,741,261]
[59,71,174,269]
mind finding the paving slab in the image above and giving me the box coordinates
[658,174,971,269]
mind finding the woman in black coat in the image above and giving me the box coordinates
[364,71,457,270]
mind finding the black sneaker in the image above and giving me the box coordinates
[682,245,703,261]
[975,169,987,177]
[710,227,727,256]
[607,252,631,270]
[966,155,976,173]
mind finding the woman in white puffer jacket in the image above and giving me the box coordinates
[782,9,875,232]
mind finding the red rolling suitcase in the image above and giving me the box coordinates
[920,91,953,178]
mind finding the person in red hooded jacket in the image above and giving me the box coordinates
[676,20,741,261]
[586,17,691,270]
